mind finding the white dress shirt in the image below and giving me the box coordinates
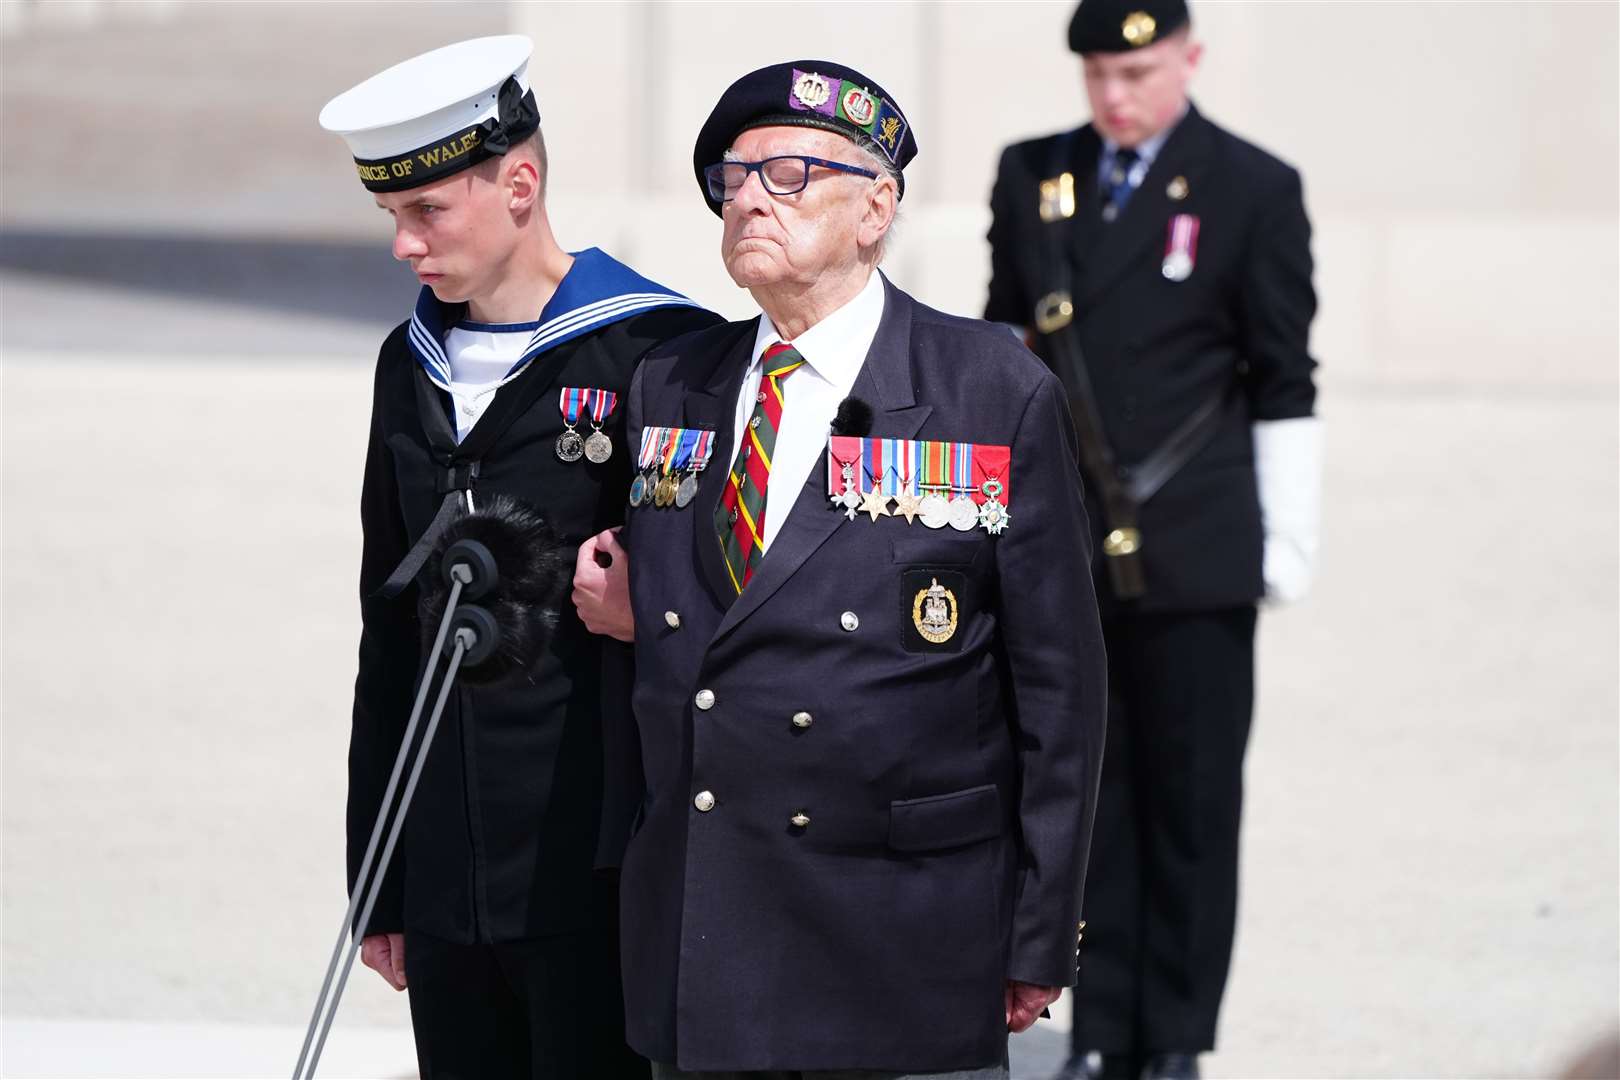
[727,270,886,552]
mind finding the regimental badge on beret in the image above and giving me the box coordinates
[792,71,833,111]
[1122,11,1157,46]
[1069,0,1187,55]
[872,99,908,158]
[839,86,878,130]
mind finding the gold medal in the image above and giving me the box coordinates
[893,491,923,524]
[860,488,891,522]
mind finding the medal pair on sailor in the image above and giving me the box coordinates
[827,436,1012,535]
[554,387,617,464]
[629,425,717,509]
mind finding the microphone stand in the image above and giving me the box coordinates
[293,540,500,1079]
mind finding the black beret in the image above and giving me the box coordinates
[1069,0,1190,54]
[692,60,917,215]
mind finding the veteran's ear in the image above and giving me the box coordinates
[858,174,898,256]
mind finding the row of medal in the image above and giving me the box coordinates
[827,436,1013,535]
[555,387,618,464]
[629,425,718,509]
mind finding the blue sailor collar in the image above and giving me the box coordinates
[406,247,700,390]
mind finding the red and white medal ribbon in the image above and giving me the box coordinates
[1162,213,1199,282]
[637,426,662,470]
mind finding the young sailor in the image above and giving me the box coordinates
[319,35,720,1077]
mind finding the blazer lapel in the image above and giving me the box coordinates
[711,278,931,645]
[1063,125,1105,273]
[687,321,760,610]
[1076,105,1215,310]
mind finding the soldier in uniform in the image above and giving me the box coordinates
[319,35,720,1077]
[596,60,1108,1078]
[983,3,1323,1078]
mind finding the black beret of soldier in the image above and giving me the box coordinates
[1068,0,1190,54]
[692,60,917,215]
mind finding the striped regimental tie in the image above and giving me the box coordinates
[716,342,806,592]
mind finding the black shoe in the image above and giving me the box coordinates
[1051,1051,1139,1080]
[1140,1052,1200,1080]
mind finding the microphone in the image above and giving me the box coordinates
[831,396,874,437]
[296,492,568,1078]
[419,494,570,686]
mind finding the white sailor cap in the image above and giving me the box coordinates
[319,35,540,194]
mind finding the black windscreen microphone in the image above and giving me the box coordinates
[830,396,874,437]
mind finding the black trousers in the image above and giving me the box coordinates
[1070,606,1257,1056]
[405,871,649,1080]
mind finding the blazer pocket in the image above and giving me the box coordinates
[890,536,985,566]
[888,784,1002,852]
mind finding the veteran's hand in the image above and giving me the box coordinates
[1005,980,1062,1033]
[573,528,634,642]
[360,932,407,991]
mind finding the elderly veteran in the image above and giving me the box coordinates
[594,60,1108,1078]
[319,35,719,1077]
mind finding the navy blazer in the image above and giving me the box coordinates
[618,278,1108,1072]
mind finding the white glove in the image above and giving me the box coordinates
[1253,417,1323,604]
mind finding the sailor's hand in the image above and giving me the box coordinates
[1005,980,1061,1033]
[573,527,635,642]
[360,933,407,991]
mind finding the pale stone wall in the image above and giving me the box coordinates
[515,0,1620,389]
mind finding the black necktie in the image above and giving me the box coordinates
[1102,147,1139,222]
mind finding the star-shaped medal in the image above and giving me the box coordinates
[892,491,922,524]
[860,488,891,521]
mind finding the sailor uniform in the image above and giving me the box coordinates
[986,28,1322,1057]
[351,250,720,1073]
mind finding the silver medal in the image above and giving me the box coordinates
[918,492,950,530]
[834,462,862,520]
[947,494,979,532]
[1162,251,1193,282]
[584,429,613,464]
[628,473,649,507]
[676,472,698,508]
[556,428,585,463]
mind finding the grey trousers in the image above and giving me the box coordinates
[651,1063,1010,1080]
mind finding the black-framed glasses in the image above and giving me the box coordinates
[703,155,879,202]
